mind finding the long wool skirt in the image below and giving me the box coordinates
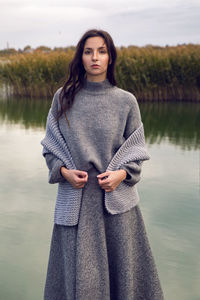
[44,168,164,300]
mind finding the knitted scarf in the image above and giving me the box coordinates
[41,109,150,226]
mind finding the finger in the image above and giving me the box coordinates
[99,178,109,184]
[104,187,112,192]
[75,172,88,182]
[98,179,109,188]
[75,170,88,177]
[99,178,111,186]
[97,171,110,179]
[75,182,85,188]
[99,179,109,186]
[75,186,84,189]
[79,184,85,188]
[99,182,111,190]
[98,175,110,183]
[76,177,88,184]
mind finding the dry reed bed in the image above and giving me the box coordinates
[0,44,199,101]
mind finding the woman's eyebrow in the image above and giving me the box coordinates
[84,46,107,50]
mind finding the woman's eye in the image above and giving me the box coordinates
[99,49,107,53]
[84,50,107,54]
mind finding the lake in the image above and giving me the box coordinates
[0,95,199,300]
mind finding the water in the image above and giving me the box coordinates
[0,96,199,300]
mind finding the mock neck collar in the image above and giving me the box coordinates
[82,78,113,93]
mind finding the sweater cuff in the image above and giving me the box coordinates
[49,159,66,184]
[120,166,132,180]
[120,161,142,186]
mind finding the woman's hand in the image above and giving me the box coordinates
[97,169,127,192]
[60,167,88,189]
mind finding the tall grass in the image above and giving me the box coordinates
[0,51,73,98]
[0,44,200,100]
[116,44,200,101]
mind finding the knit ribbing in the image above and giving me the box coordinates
[105,123,150,214]
[41,111,82,225]
[41,112,150,225]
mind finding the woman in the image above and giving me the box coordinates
[41,29,164,300]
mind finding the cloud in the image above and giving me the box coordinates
[105,1,200,46]
[0,0,199,49]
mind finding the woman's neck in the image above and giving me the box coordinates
[85,74,107,82]
[82,78,113,93]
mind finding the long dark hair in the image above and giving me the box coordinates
[57,28,117,124]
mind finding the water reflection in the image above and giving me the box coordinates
[0,96,199,149]
[0,95,199,300]
[140,102,200,150]
[0,96,50,129]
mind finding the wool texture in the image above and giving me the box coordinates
[42,78,164,299]
[41,78,150,225]
[44,168,164,300]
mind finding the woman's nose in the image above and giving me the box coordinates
[92,51,98,60]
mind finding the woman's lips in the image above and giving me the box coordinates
[91,65,100,68]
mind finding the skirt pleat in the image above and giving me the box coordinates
[44,168,164,300]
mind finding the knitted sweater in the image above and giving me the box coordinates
[41,78,150,225]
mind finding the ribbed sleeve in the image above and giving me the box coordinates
[123,94,142,139]
[121,94,144,186]
[105,123,150,215]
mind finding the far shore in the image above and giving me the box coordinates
[0,44,199,101]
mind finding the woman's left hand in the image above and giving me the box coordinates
[97,169,127,192]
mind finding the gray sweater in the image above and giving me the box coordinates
[45,78,142,185]
[42,78,150,225]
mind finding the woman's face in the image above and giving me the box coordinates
[82,36,110,82]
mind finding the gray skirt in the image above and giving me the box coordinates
[44,168,164,300]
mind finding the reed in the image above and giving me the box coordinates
[0,51,74,98]
[0,44,200,101]
[115,44,200,101]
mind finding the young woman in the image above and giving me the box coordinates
[41,28,164,300]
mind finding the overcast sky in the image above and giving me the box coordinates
[0,0,199,50]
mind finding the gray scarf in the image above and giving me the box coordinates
[41,110,150,226]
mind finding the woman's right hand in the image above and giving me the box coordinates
[60,167,88,189]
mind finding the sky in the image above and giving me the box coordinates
[0,0,199,50]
